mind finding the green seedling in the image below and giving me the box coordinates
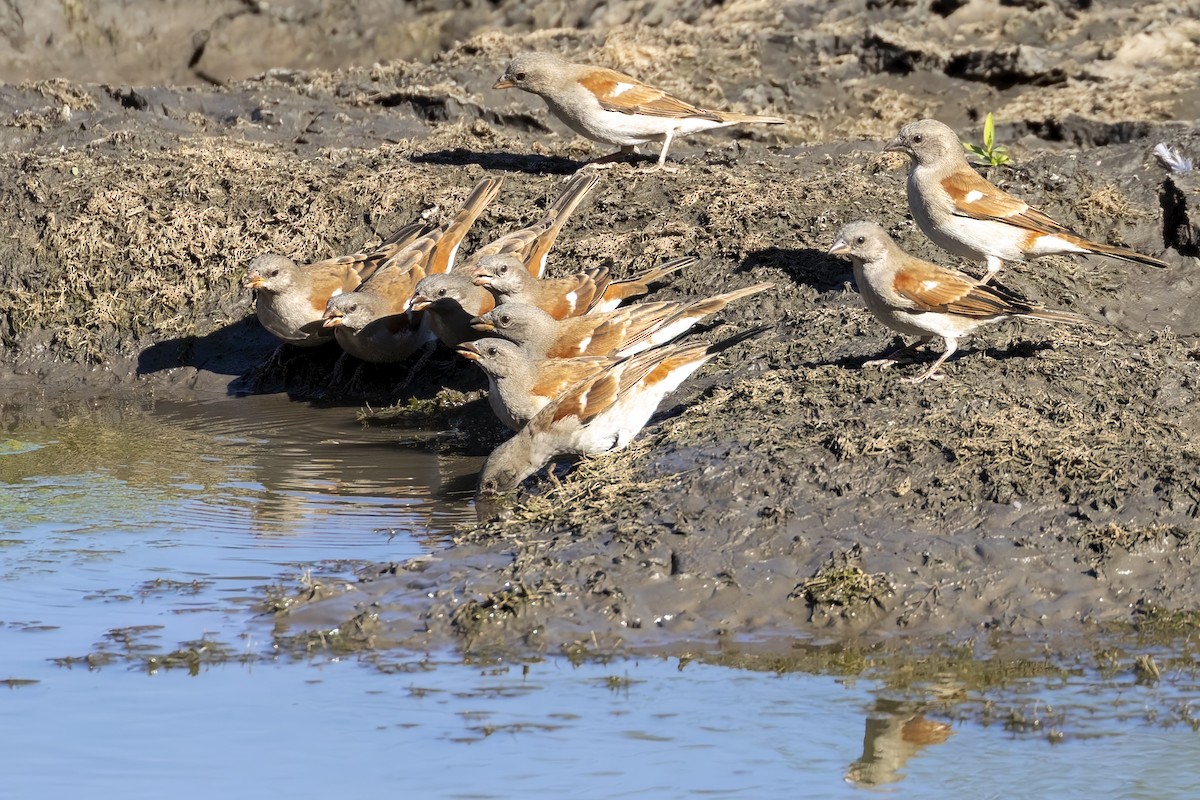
[964,112,1010,167]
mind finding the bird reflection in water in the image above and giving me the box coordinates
[845,698,954,787]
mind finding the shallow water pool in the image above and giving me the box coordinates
[2,394,1199,798]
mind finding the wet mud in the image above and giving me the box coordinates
[1,0,1198,664]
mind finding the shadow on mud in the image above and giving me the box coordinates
[412,148,584,175]
[741,246,850,291]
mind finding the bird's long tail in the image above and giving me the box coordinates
[594,256,697,309]
[524,172,601,278]
[1020,307,1091,325]
[714,111,786,125]
[1071,236,1170,269]
[673,282,774,319]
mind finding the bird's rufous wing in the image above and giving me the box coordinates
[580,68,722,121]
[467,174,597,279]
[540,274,603,320]
[547,372,621,426]
[891,256,1019,317]
[941,170,1076,236]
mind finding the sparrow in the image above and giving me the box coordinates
[321,177,503,362]
[477,325,768,494]
[409,272,497,349]
[469,281,774,359]
[886,118,1169,280]
[243,220,429,346]
[472,255,692,319]
[404,174,598,350]
[321,239,436,363]
[456,337,613,430]
[462,171,599,280]
[828,221,1089,383]
[494,52,785,171]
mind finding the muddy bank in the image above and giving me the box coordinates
[0,1,1198,657]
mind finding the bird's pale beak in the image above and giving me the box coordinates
[827,238,851,255]
[456,342,482,361]
[243,275,265,289]
[409,295,431,312]
[472,274,493,287]
[322,313,344,328]
[494,76,514,90]
[469,315,494,332]
[883,137,906,154]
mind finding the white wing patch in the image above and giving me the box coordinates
[964,190,984,204]
[564,290,578,312]
[575,334,592,354]
[921,280,940,293]
[610,82,637,97]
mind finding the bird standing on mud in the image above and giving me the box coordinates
[886,118,1170,281]
[457,337,614,431]
[828,221,1088,383]
[477,326,768,493]
[243,222,429,347]
[494,52,785,171]
[322,176,503,362]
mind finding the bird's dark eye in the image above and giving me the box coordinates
[436,288,447,297]
[498,264,508,274]
[349,304,358,313]
[912,134,923,144]
[855,236,866,245]
[268,269,280,277]
[514,71,527,82]
[487,346,498,357]
[499,315,511,325]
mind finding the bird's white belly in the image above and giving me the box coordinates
[569,401,656,454]
[890,308,992,340]
[256,292,324,344]
[907,175,1026,263]
[546,96,725,147]
[486,375,527,432]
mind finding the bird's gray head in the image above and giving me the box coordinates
[827,221,893,265]
[322,292,377,331]
[411,272,477,312]
[454,337,529,380]
[885,119,962,167]
[478,432,537,495]
[470,302,555,347]
[471,253,530,296]
[243,254,297,293]
[494,52,570,95]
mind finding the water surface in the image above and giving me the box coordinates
[2,394,1199,798]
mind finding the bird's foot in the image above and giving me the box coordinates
[638,163,680,174]
[902,368,945,384]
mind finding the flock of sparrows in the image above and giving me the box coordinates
[243,53,1172,494]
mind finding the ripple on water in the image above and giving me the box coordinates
[0,393,477,673]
